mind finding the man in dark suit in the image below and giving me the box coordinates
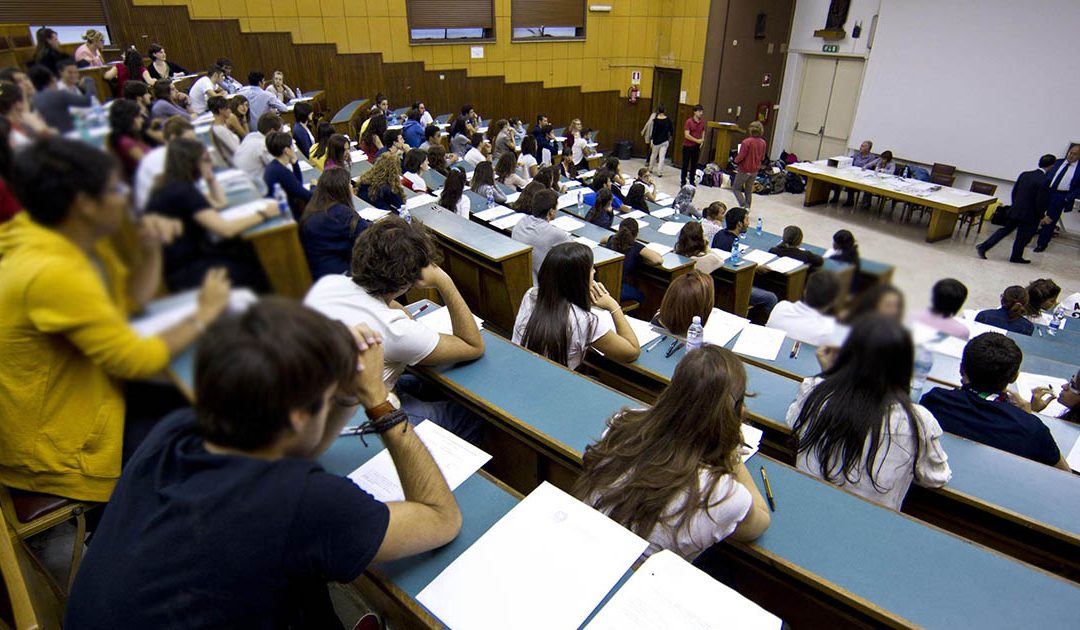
[1034,143,1080,252]
[976,154,1055,264]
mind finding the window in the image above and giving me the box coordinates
[406,0,495,44]
[0,1,107,26]
[511,0,586,41]
[29,25,111,45]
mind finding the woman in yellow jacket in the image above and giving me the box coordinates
[0,138,235,503]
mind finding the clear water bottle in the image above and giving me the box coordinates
[295,86,301,99]
[76,113,89,142]
[91,97,105,129]
[1048,305,1066,336]
[486,187,495,210]
[912,345,935,398]
[273,183,289,216]
[400,206,412,223]
[577,190,584,211]
[686,316,704,350]
[756,217,763,235]
[730,236,741,264]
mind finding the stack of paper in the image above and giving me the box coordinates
[551,215,586,231]
[741,249,777,266]
[358,207,390,222]
[349,150,366,163]
[416,305,484,335]
[491,213,526,230]
[557,192,582,210]
[219,200,274,222]
[731,324,787,361]
[475,206,514,221]
[702,308,750,347]
[585,550,781,630]
[644,242,673,256]
[656,221,684,236]
[347,420,491,502]
[417,482,649,630]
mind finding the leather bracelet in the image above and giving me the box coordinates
[348,408,409,446]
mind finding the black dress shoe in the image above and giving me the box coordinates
[976,247,987,259]
[1009,258,1032,264]
[1033,246,1047,252]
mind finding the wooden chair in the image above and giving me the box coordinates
[0,506,65,630]
[0,485,94,592]
[930,163,956,187]
[955,181,998,238]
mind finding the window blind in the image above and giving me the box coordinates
[511,0,586,29]
[0,1,107,26]
[406,0,494,31]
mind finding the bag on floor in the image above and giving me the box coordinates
[785,171,806,194]
[990,204,1010,226]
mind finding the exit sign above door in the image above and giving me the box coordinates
[822,44,839,53]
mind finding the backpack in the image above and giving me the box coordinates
[785,171,806,194]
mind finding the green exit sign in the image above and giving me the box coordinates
[822,44,839,53]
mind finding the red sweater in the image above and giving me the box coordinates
[735,137,766,174]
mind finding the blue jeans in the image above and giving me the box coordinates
[750,286,779,317]
[620,283,645,303]
[1035,190,1070,249]
[396,374,484,444]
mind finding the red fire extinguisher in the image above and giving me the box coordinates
[628,85,640,103]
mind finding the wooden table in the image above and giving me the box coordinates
[330,98,369,136]
[707,121,744,166]
[78,63,116,100]
[786,162,997,242]
[242,215,312,299]
[277,89,325,126]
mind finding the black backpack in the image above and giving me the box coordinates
[785,171,806,194]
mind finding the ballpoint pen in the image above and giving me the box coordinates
[760,466,776,512]
[790,341,801,359]
[664,341,684,358]
[645,335,668,352]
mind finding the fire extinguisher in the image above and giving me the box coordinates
[628,85,640,103]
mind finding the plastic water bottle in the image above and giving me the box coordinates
[686,316,704,350]
[912,345,935,398]
[400,206,412,223]
[756,217,763,235]
[91,97,105,129]
[730,236,741,264]
[295,86,301,99]
[1048,305,1066,336]
[486,187,495,210]
[76,113,89,142]
[273,183,289,216]
[577,190,584,211]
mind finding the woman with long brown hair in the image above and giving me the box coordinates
[300,168,369,279]
[357,153,405,212]
[601,217,662,302]
[227,94,250,139]
[577,345,771,560]
[674,221,726,274]
[655,270,714,337]
[427,144,451,177]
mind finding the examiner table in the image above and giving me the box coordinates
[786,162,997,242]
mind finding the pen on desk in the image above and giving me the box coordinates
[645,335,667,352]
[789,341,801,359]
[1037,327,1043,337]
[665,341,684,359]
[760,466,776,512]
[417,303,430,314]
[339,426,362,437]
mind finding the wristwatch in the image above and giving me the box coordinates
[364,392,402,420]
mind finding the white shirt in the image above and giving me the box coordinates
[188,76,217,115]
[518,153,537,179]
[766,301,837,347]
[211,123,240,164]
[233,131,272,179]
[701,219,722,245]
[786,377,952,511]
[464,147,486,166]
[304,274,440,388]
[1052,160,1078,191]
[511,215,573,283]
[642,470,751,561]
[419,110,434,127]
[571,135,588,164]
[133,146,167,214]
[512,287,614,370]
[454,196,470,218]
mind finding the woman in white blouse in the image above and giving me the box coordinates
[576,345,772,561]
[786,315,952,511]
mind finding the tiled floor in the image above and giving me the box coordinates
[627,158,1077,313]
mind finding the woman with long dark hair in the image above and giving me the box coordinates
[654,270,714,337]
[308,122,336,170]
[322,134,351,171]
[359,114,387,162]
[108,99,149,180]
[496,151,528,190]
[227,94,250,139]
[828,229,862,291]
[427,145,451,177]
[786,315,952,510]
[300,168,370,279]
[114,48,152,97]
[674,221,726,274]
[512,180,546,214]
[602,217,662,302]
[576,345,771,560]
[438,168,469,217]
[623,182,650,213]
[33,28,70,75]
[585,188,615,229]
[975,285,1035,335]
[470,160,507,205]
[512,242,639,369]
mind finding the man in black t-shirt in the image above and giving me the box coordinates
[66,299,462,629]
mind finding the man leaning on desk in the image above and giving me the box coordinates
[66,299,463,629]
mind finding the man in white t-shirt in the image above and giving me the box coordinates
[187,66,226,115]
[233,112,283,180]
[133,117,197,213]
[766,271,841,348]
[304,216,486,442]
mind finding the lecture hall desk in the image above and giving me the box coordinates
[222,187,312,299]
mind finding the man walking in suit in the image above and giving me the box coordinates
[977,154,1056,264]
[1034,143,1080,252]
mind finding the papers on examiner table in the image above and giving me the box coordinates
[656,221,683,236]
[731,324,786,361]
[416,482,649,630]
[347,420,491,503]
[586,550,780,630]
[551,215,586,232]
[625,316,662,348]
[490,212,526,230]
[132,289,257,337]
[415,305,484,336]
[703,308,750,347]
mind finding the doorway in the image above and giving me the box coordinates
[788,56,865,161]
[651,67,682,126]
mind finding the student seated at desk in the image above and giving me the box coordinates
[264,70,295,104]
[438,169,470,217]
[518,135,540,180]
[234,112,284,180]
[357,153,405,213]
[624,183,650,213]
[300,168,370,280]
[700,201,726,245]
[513,242,639,369]
[448,108,472,157]
[1051,369,1080,424]
[208,96,240,165]
[767,271,841,347]
[768,225,825,269]
[654,270,714,336]
[464,132,490,166]
[910,278,970,339]
[787,315,952,510]
[710,208,780,319]
[496,151,529,190]
[921,333,1070,471]
[673,184,699,218]
[559,143,579,179]
[305,217,485,442]
[27,65,90,134]
[0,139,230,504]
[1024,278,1061,320]
[134,116,196,214]
[537,165,568,194]
[585,188,616,229]
[537,124,556,166]
[148,138,274,292]
[975,285,1035,336]
[601,217,663,302]
[227,94,250,140]
[512,189,572,283]
[675,221,727,275]
[827,229,862,290]
[419,124,440,152]
[401,109,424,150]
[237,71,288,133]
[322,134,352,172]
[401,148,432,193]
[108,99,150,181]
[359,114,386,162]
[188,66,226,116]
[583,172,624,211]
[378,129,407,161]
[263,131,312,218]
[150,80,191,122]
[604,157,627,201]
[511,180,544,214]
[308,122,335,171]
[427,144,454,178]
[841,283,904,325]
[470,160,507,205]
[292,101,316,158]
[65,300,463,628]
[577,345,771,561]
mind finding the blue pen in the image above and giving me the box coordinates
[645,335,668,352]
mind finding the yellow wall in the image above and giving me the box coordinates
[132,0,710,103]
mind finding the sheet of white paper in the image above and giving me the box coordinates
[926,336,968,359]
[491,212,526,230]
[417,482,649,630]
[709,247,732,261]
[347,421,491,503]
[650,207,675,218]
[578,169,597,179]
[574,236,600,249]
[551,215,585,231]
[741,249,777,266]
[739,424,764,463]
[474,206,514,221]
[358,207,390,222]
[557,192,582,210]
[297,160,314,172]
[1012,373,1070,419]
[644,242,673,256]
[763,256,803,274]
[625,316,661,348]
[656,221,683,236]
[587,550,780,630]
[654,192,672,202]
[703,308,750,347]
[622,209,647,219]
[505,191,521,203]
[655,197,675,207]
[349,150,366,163]
[405,193,436,210]
[909,321,941,347]
[731,324,786,361]
[218,200,272,222]
[131,289,257,337]
[960,317,1007,337]
[415,305,484,336]
[1067,438,1080,473]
